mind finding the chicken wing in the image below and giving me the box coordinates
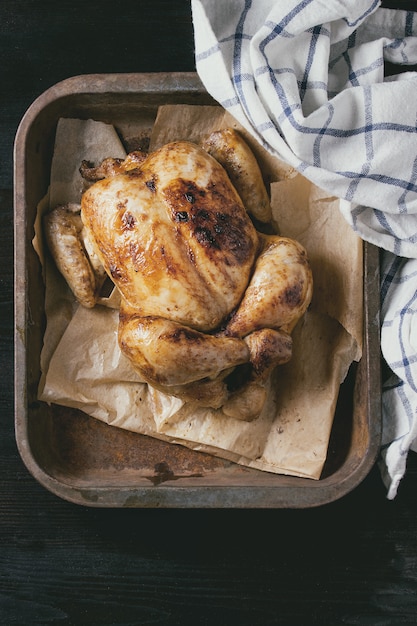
[44,203,106,308]
[201,128,272,224]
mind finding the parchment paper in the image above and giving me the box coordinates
[35,107,363,479]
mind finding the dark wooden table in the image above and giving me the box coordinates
[2,2,417,624]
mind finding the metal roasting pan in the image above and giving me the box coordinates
[14,72,382,508]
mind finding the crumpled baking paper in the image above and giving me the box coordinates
[35,110,363,479]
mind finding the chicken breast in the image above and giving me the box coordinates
[81,141,259,332]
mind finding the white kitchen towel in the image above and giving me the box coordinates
[191,0,417,498]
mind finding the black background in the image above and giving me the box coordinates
[2,1,417,624]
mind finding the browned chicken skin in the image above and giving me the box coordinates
[43,203,106,308]
[82,141,259,331]
[45,129,313,420]
[201,128,272,224]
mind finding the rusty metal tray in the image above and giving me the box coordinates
[14,72,381,508]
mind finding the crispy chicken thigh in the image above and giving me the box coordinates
[46,129,313,420]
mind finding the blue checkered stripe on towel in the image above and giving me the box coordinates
[379,252,417,498]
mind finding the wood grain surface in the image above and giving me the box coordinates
[2,1,417,624]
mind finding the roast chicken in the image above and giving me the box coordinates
[45,128,313,421]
